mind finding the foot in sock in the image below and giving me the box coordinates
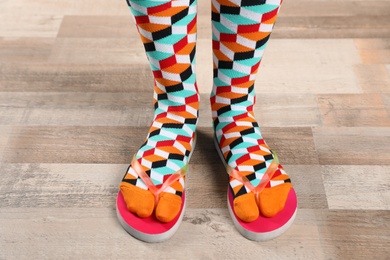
[210,0,292,222]
[120,0,199,223]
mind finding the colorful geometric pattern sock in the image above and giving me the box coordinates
[120,0,199,223]
[210,0,292,222]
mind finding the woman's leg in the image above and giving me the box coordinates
[211,0,293,223]
[120,0,199,223]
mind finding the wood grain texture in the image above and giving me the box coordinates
[355,39,390,64]
[254,94,322,127]
[0,38,55,63]
[57,16,135,38]
[1,0,390,258]
[321,165,390,210]
[354,64,390,93]
[0,63,154,92]
[383,94,390,116]
[253,39,361,94]
[317,94,390,127]
[1,208,388,259]
[313,127,390,165]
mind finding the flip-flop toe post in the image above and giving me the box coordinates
[116,157,188,243]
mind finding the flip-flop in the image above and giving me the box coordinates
[116,152,192,243]
[214,137,297,241]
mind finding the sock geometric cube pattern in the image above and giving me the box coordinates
[120,0,199,222]
[210,0,292,220]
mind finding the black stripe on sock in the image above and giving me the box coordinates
[254,162,266,171]
[213,117,220,129]
[152,26,172,41]
[256,34,271,49]
[211,12,220,22]
[151,160,167,168]
[168,153,185,161]
[217,105,232,116]
[231,95,248,104]
[229,137,244,149]
[122,178,137,185]
[264,154,274,161]
[248,84,255,94]
[162,123,184,129]
[213,68,218,78]
[220,5,240,15]
[240,128,255,136]
[184,118,197,125]
[234,50,255,61]
[157,93,168,100]
[149,129,161,138]
[166,83,184,93]
[189,47,196,63]
[246,172,256,181]
[180,66,193,82]
[240,0,267,6]
[225,150,233,163]
[218,60,233,69]
[171,6,189,24]
[235,186,247,197]
[144,42,156,52]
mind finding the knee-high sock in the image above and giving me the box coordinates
[120,0,199,223]
[211,0,292,222]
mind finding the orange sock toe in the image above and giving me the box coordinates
[258,183,292,218]
[233,192,259,222]
[120,182,155,218]
[155,192,182,223]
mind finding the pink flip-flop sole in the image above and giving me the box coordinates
[227,187,297,241]
[116,190,186,243]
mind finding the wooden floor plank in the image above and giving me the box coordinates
[57,16,135,38]
[0,38,55,63]
[316,209,390,259]
[0,0,130,16]
[49,38,146,64]
[317,94,390,127]
[0,92,154,126]
[313,127,390,165]
[383,94,390,116]
[254,93,322,127]
[355,39,390,64]
[0,14,63,38]
[274,16,390,39]
[321,165,390,210]
[354,64,390,93]
[0,63,153,92]
[279,0,390,17]
[253,39,361,94]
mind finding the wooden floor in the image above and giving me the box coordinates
[1,0,390,259]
